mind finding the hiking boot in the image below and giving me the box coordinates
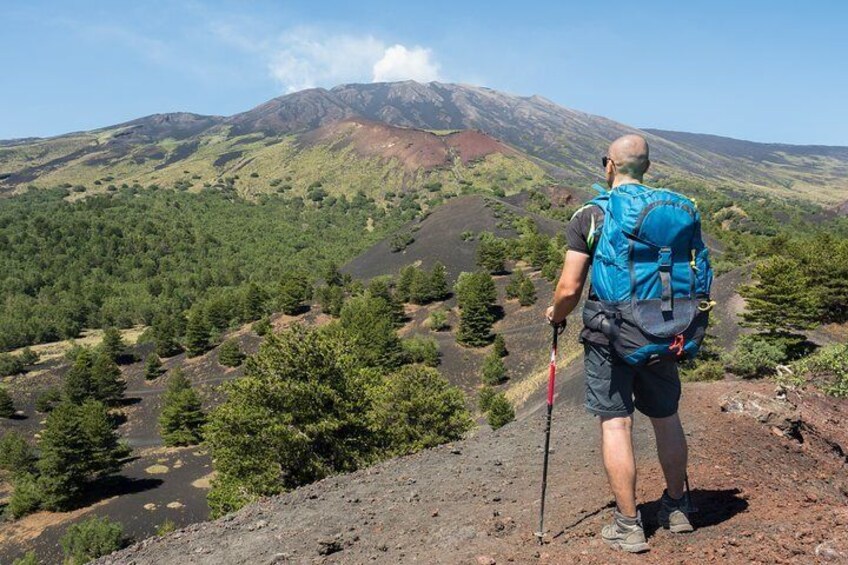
[657,490,694,533]
[601,509,649,553]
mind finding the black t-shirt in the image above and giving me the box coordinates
[565,204,608,345]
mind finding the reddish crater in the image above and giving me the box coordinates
[300,118,517,171]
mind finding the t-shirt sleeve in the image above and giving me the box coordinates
[565,205,603,256]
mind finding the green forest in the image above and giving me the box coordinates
[0,186,407,351]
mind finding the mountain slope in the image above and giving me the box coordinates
[2,81,846,205]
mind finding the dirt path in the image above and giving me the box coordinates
[97,374,847,564]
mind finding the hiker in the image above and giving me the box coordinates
[545,134,713,553]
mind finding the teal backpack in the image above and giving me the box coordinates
[581,183,714,365]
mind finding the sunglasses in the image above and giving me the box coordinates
[602,156,615,168]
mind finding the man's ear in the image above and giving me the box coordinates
[643,159,651,174]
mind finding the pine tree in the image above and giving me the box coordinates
[37,401,93,509]
[493,334,508,357]
[185,311,211,357]
[518,277,537,306]
[368,278,405,327]
[100,328,127,362]
[477,237,506,274]
[159,369,206,447]
[278,270,313,315]
[486,393,515,430]
[455,271,498,347]
[741,256,821,334]
[526,233,551,269]
[316,284,346,317]
[323,262,344,287]
[144,353,164,380]
[78,399,126,479]
[395,265,418,303]
[481,351,507,385]
[64,349,96,405]
[91,352,126,405]
[0,386,15,418]
[218,339,245,367]
[505,270,527,299]
[241,282,267,322]
[154,316,183,358]
[339,295,405,370]
[428,262,450,301]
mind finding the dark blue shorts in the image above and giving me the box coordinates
[584,341,681,419]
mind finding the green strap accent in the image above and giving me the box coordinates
[586,214,596,249]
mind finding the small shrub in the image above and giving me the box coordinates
[144,354,164,380]
[60,516,125,565]
[726,334,792,378]
[35,387,62,413]
[217,339,245,368]
[156,518,177,536]
[426,310,449,332]
[0,353,25,377]
[0,386,16,418]
[6,473,42,519]
[252,316,272,336]
[0,432,36,476]
[478,385,497,412]
[402,337,441,367]
[518,278,537,306]
[371,365,473,456]
[390,232,415,253]
[18,348,39,366]
[12,551,38,565]
[793,344,848,397]
[680,360,725,382]
[481,352,507,385]
[492,334,508,357]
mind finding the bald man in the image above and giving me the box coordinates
[546,134,692,553]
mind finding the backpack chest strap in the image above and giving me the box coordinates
[658,247,673,312]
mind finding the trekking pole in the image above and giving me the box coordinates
[535,321,564,544]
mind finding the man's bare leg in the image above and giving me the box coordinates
[600,415,637,516]
[650,413,687,499]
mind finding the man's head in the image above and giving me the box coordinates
[604,134,650,188]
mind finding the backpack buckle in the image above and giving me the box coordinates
[658,247,672,270]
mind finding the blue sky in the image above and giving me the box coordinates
[2,0,846,145]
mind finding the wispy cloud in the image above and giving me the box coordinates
[211,24,443,92]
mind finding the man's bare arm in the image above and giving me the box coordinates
[546,250,591,324]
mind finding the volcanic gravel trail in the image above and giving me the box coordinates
[97,372,848,564]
